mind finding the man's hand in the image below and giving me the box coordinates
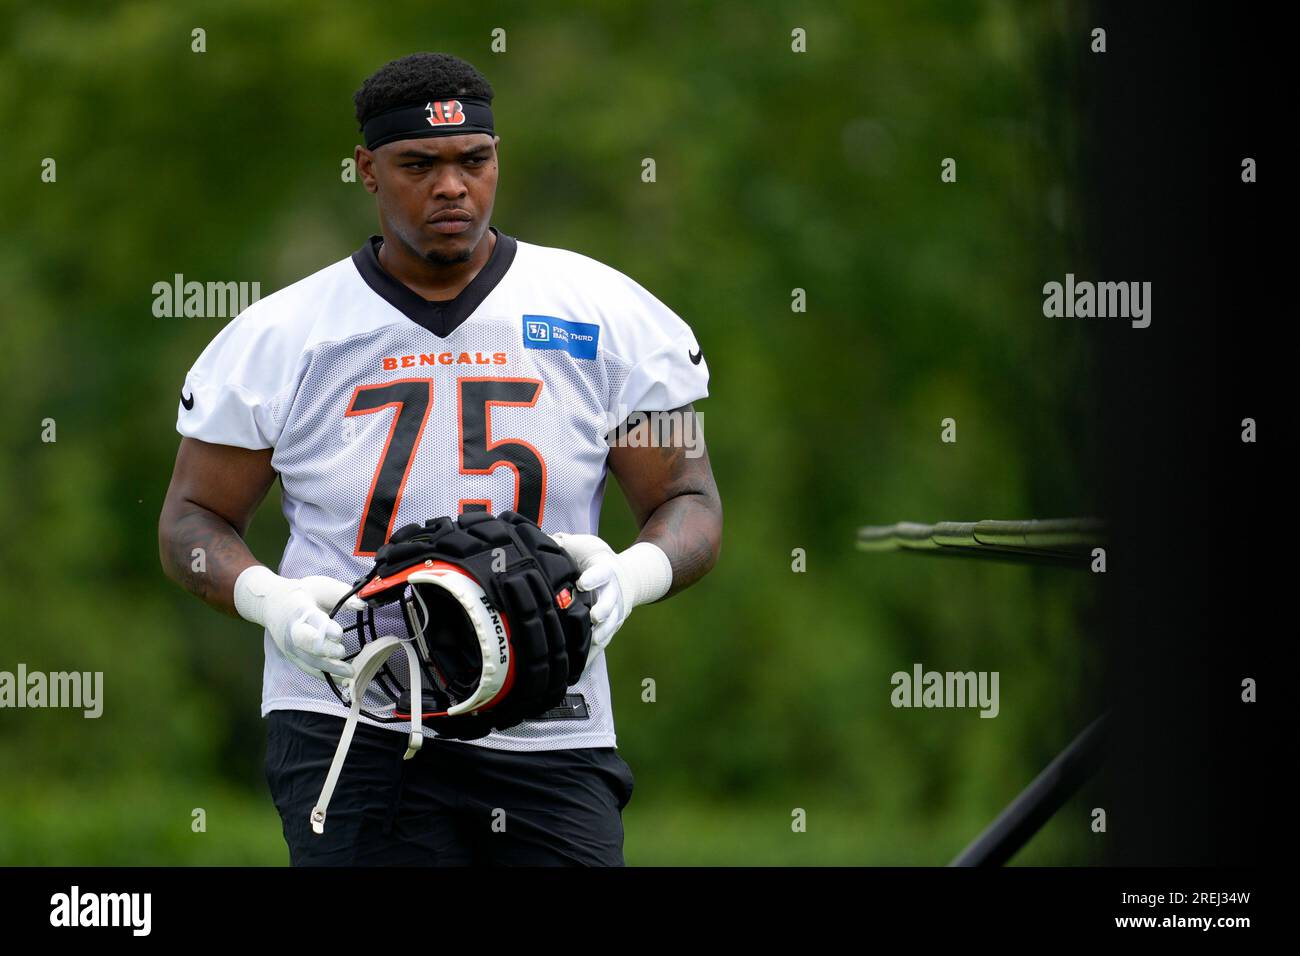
[233,567,364,680]
[550,533,673,668]
[160,438,365,679]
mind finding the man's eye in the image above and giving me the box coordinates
[465,157,486,167]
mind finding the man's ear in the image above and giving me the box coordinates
[355,145,379,194]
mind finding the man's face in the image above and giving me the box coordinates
[357,132,500,265]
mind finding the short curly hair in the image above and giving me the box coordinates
[353,53,495,130]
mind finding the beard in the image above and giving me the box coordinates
[421,242,475,266]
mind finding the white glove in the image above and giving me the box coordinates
[234,566,365,681]
[549,533,672,669]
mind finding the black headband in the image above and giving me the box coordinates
[362,96,495,150]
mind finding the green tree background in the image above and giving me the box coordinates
[0,0,1102,864]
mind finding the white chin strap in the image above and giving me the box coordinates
[309,567,511,835]
[310,636,422,835]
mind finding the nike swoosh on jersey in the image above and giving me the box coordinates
[180,390,195,411]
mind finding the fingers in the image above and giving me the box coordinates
[582,612,624,671]
[289,650,354,680]
[301,575,367,612]
[591,615,618,649]
[589,587,618,625]
[264,580,357,681]
[291,612,346,657]
[289,611,352,679]
[281,635,355,680]
[313,655,355,680]
[577,563,614,592]
[552,533,615,569]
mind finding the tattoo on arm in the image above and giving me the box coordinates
[161,503,260,617]
[637,488,720,597]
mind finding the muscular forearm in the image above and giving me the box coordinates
[607,405,722,599]
[159,502,261,617]
[634,490,722,598]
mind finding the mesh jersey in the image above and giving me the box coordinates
[176,227,708,751]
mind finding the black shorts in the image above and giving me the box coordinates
[263,709,634,866]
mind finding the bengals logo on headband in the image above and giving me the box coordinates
[425,100,467,127]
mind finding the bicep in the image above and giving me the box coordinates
[606,405,718,527]
[161,437,277,535]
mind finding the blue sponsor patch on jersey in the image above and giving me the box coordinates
[522,314,600,360]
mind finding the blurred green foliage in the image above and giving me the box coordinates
[0,0,1101,864]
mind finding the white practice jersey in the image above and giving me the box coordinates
[176,227,708,751]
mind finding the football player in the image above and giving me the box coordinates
[158,52,722,866]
